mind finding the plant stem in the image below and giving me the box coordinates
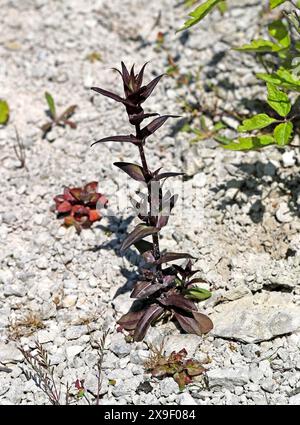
[135,124,161,266]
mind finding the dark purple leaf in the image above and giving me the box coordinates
[174,311,213,336]
[121,61,130,84]
[160,294,196,312]
[91,135,139,147]
[114,162,145,182]
[188,278,207,285]
[192,311,213,334]
[156,253,196,265]
[140,115,179,139]
[133,304,164,341]
[157,215,169,229]
[117,310,144,331]
[91,87,127,103]
[136,62,149,89]
[140,74,165,100]
[154,172,185,181]
[131,281,162,299]
[134,240,153,254]
[121,224,159,252]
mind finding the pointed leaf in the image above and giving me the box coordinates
[133,305,164,341]
[270,0,287,8]
[58,105,77,122]
[141,115,179,139]
[238,114,278,132]
[154,172,185,181]
[91,135,139,147]
[140,74,165,100]
[235,39,282,53]
[114,162,145,182]
[131,281,162,299]
[174,311,212,336]
[136,62,149,89]
[45,92,56,120]
[267,83,291,117]
[178,0,223,31]
[57,201,72,213]
[91,87,134,107]
[121,224,159,252]
[117,310,145,331]
[273,122,293,146]
[156,253,196,265]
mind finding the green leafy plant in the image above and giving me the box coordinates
[91,62,213,341]
[0,99,9,125]
[42,92,77,137]
[53,181,108,234]
[179,0,300,153]
[145,345,206,390]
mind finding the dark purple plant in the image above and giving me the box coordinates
[91,62,213,341]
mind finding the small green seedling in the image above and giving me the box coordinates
[42,92,77,137]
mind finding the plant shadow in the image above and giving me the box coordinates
[212,159,300,223]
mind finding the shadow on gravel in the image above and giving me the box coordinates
[212,160,300,223]
[88,215,141,298]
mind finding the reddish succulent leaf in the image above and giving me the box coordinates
[91,135,139,147]
[184,359,206,377]
[173,371,188,391]
[151,365,168,378]
[133,304,164,342]
[88,209,101,222]
[131,281,162,299]
[69,188,83,201]
[64,120,77,129]
[161,294,196,312]
[155,253,196,265]
[121,225,158,253]
[98,194,108,206]
[114,162,145,182]
[57,200,72,213]
[64,215,76,226]
[58,105,77,122]
[192,311,213,334]
[121,224,159,253]
[140,115,179,139]
[117,310,144,331]
[63,187,76,202]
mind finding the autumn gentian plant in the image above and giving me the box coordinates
[91,62,213,341]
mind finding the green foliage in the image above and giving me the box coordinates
[238,114,278,132]
[184,287,212,301]
[273,121,293,145]
[223,135,275,151]
[45,92,56,120]
[270,0,288,8]
[178,0,223,31]
[267,83,291,117]
[0,99,9,125]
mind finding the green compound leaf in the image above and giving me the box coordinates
[273,122,293,146]
[235,39,282,53]
[238,114,278,132]
[0,100,9,125]
[257,69,300,92]
[223,135,275,151]
[178,0,223,32]
[268,20,290,48]
[270,0,288,9]
[267,83,291,117]
[45,92,56,120]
